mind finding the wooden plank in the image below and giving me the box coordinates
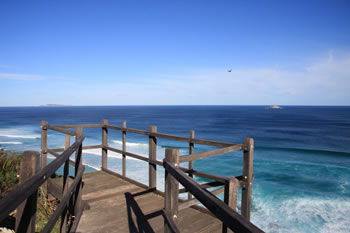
[122,121,126,177]
[105,146,149,163]
[47,149,75,166]
[222,177,239,233]
[83,144,103,150]
[163,210,180,233]
[180,144,243,163]
[107,125,236,147]
[164,149,180,233]
[241,138,254,220]
[61,135,70,232]
[179,181,223,193]
[50,124,102,128]
[41,120,48,168]
[47,179,63,200]
[41,166,85,233]
[74,128,83,218]
[48,144,102,153]
[0,136,82,220]
[163,161,264,233]
[47,125,77,136]
[107,125,150,135]
[102,120,108,169]
[149,125,157,189]
[188,130,195,200]
[180,167,228,183]
[179,187,225,211]
[15,151,40,233]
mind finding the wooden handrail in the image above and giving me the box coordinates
[50,124,102,128]
[179,144,244,162]
[0,135,84,222]
[178,186,225,211]
[163,160,264,233]
[47,125,77,136]
[41,166,85,233]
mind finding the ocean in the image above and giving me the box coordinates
[0,105,349,233]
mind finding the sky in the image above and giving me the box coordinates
[0,0,350,106]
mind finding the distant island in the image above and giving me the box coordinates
[40,104,72,107]
[266,105,283,109]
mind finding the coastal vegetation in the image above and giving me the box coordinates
[0,150,60,232]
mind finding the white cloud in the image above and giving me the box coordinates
[105,51,350,105]
[0,73,45,80]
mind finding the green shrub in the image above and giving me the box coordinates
[0,150,21,199]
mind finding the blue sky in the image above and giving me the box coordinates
[1,0,350,106]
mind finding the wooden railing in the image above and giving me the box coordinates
[0,125,85,233]
[163,149,263,233]
[40,120,261,232]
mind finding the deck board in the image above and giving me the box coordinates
[76,171,222,233]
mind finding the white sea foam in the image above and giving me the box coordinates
[0,128,40,139]
[251,196,350,233]
[0,134,40,139]
[112,140,149,148]
[83,148,141,161]
[0,141,23,144]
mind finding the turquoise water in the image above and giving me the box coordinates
[0,106,349,232]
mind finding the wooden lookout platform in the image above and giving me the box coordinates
[76,171,222,233]
[0,120,264,233]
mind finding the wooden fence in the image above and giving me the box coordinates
[42,120,262,232]
[0,124,85,233]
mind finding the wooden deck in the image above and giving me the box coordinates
[76,171,222,233]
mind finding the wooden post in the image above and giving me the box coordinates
[122,121,126,177]
[222,177,239,233]
[241,137,254,220]
[61,135,70,232]
[41,121,48,194]
[16,151,40,233]
[164,148,179,233]
[74,128,83,217]
[149,125,157,189]
[41,120,48,168]
[188,130,195,200]
[102,119,108,169]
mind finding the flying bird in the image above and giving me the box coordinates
[228,69,232,72]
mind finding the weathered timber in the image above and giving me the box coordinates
[47,125,77,136]
[61,135,70,232]
[163,210,180,233]
[178,186,225,211]
[42,166,85,233]
[15,151,40,233]
[77,171,223,233]
[163,161,264,233]
[164,149,180,233]
[122,121,127,177]
[48,144,102,153]
[180,144,244,163]
[102,120,108,169]
[241,137,254,220]
[41,120,48,171]
[74,128,83,219]
[106,125,236,147]
[179,180,223,193]
[188,130,195,200]
[222,177,240,233]
[47,149,75,166]
[149,125,157,188]
[0,136,84,222]
[50,124,102,128]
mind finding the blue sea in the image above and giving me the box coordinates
[0,106,349,233]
